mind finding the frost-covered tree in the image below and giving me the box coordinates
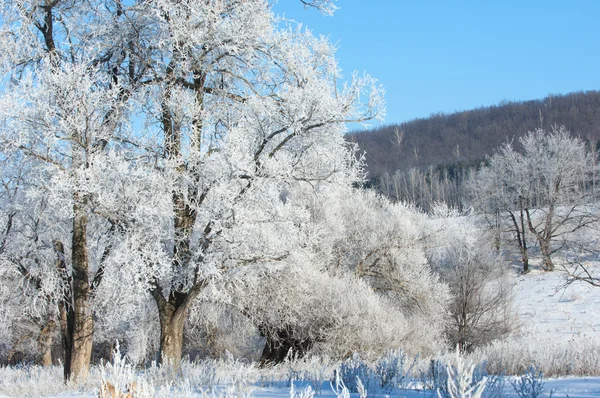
[0,0,383,378]
[467,126,599,272]
[0,158,62,366]
[0,60,124,379]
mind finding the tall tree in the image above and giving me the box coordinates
[0,0,383,376]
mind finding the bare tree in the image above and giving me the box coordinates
[426,206,518,352]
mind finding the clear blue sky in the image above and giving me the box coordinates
[273,0,600,127]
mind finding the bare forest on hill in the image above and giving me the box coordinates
[350,91,600,179]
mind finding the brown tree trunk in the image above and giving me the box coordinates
[157,303,186,368]
[38,320,56,367]
[68,198,94,380]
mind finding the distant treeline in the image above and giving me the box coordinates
[371,161,481,212]
[349,90,600,179]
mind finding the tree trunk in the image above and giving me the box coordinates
[54,239,75,380]
[157,303,186,369]
[540,240,554,271]
[519,207,530,274]
[525,203,556,272]
[38,320,56,367]
[520,246,530,274]
[509,209,529,274]
[68,198,94,380]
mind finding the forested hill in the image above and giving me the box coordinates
[348,90,600,178]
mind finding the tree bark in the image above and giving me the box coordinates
[157,302,186,368]
[509,209,529,273]
[38,320,56,367]
[54,239,75,380]
[68,197,94,380]
[540,240,554,271]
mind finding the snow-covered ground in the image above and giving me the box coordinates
[3,377,600,397]
[514,263,600,341]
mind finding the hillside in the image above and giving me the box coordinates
[349,91,600,178]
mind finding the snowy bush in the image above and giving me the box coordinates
[374,349,418,392]
[337,354,374,393]
[473,335,600,376]
[283,354,332,395]
[99,343,138,396]
[309,187,451,356]
[229,261,414,362]
[437,348,487,398]
[0,365,76,397]
[510,365,554,398]
[420,358,449,393]
[289,383,316,398]
[334,349,419,394]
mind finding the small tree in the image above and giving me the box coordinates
[466,141,533,272]
[426,205,517,352]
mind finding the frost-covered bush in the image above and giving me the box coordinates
[335,349,419,394]
[472,335,600,376]
[510,365,554,398]
[310,187,451,356]
[289,383,316,398]
[0,365,73,397]
[173,186,452,366]
[437,349,487,398]
[283,355,332,395]
[185,296,263,361]
[99,343,154,398]
[232,261,411,362]
[374,349,418,392]
[93,295,160,366]
[420,358,449,393]
[337,354,374,393]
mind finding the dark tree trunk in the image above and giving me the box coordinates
[54,239,75,380]
[509,209,529,274]
[519,206,530,274]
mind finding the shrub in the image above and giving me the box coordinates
[511,365,555,398]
